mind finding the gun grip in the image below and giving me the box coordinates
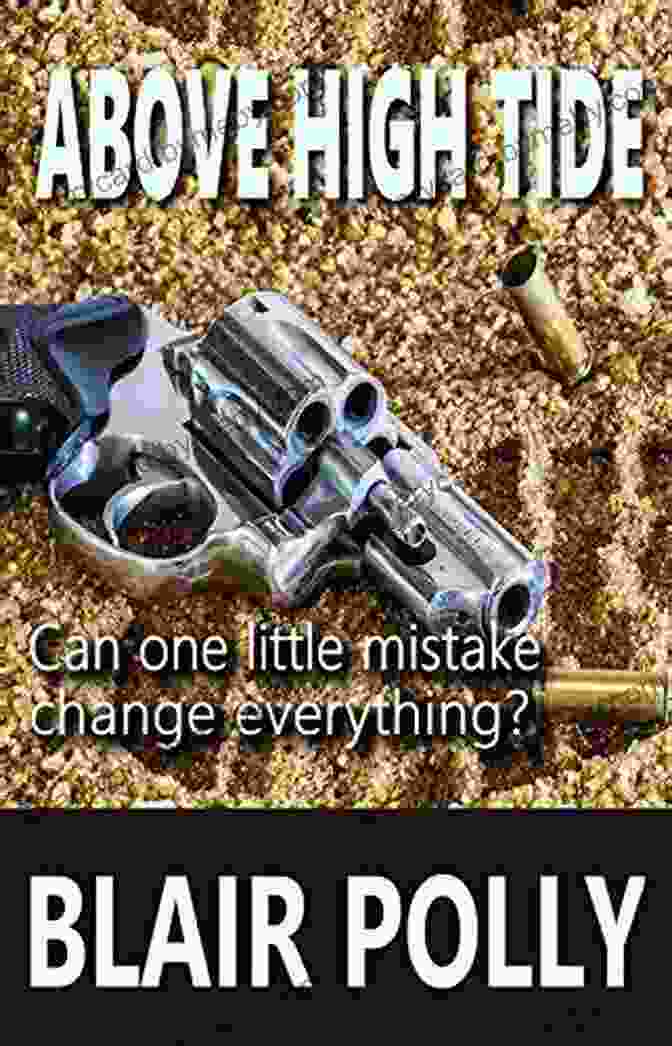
[33,297,147,480]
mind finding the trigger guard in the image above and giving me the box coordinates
[102,476,206,549]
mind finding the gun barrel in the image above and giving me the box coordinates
[370,439,545,638]
[500,247,592,386]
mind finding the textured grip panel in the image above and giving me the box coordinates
[0,297,148,483]
[0,310,79,428]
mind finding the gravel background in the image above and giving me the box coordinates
[1,0,671,807]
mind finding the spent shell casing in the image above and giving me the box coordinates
[539,669,672,722]
[500,247,593,386]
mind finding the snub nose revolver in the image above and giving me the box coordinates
[4,291,548,638]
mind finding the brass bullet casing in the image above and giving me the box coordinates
[539,669,672,723]
[500,247,593,386]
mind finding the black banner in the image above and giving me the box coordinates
[5,811,670,1036]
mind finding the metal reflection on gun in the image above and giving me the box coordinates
[48,292,547,637]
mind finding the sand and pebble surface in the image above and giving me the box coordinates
[0,0,671,807]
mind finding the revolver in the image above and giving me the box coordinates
[1,293,547,639]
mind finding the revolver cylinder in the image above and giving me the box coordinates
[193,311,335,452]
[222,292,390,445]
[177,351,313,510]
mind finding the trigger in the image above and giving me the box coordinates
[59,437,136,510]
[130,450,187,482]
[61,446,185,512]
